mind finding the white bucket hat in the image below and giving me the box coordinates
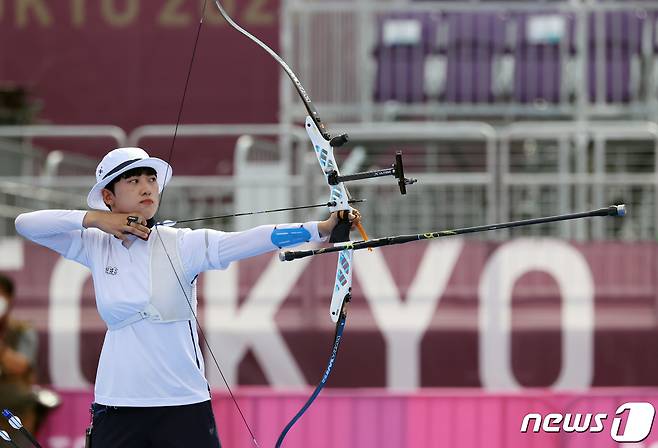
[87,147,172,210]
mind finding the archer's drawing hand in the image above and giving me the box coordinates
[84,211,151,242]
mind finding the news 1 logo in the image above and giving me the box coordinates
[521,402,656,442]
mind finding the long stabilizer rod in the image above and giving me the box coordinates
[280,204,626,262]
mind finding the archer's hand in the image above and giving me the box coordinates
[83,211,151,242]
[318,209,362,238]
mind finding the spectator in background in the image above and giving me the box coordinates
[0,273,58,435]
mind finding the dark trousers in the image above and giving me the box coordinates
[89,400,221,448]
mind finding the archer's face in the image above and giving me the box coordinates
[102,173,160,219]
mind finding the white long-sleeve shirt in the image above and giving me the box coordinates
[15,210,325,407]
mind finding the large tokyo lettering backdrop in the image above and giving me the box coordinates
[3,237,657,391]
[2,0,656,395]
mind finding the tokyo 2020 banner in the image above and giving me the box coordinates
[2,237,656,391]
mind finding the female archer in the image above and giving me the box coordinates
[15,146,359,447]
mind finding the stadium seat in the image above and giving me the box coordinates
[588,10,647,104]
[513,12,577,104]
[442,12,510,103]
[650,11,658,98]
[373,12,439,103]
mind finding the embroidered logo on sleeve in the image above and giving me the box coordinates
[105,266,118,275]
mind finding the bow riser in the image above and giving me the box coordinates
[305,117,351,213]
[329,248,353,322]
[306,116,356,323]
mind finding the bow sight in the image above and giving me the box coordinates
[326,150,418,195]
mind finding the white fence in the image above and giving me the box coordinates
[0,121,655,240]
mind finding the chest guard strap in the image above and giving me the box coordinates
[107,227,195,331]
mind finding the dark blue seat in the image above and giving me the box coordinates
[443,12,509,103]
[513,12,577,104]
[373,12,439,103]
[588,10,646,103]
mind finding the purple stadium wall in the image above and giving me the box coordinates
[0,1,282,172]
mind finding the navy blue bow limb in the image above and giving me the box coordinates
[275,300,350,448]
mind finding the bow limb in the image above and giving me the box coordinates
[274,293,350,448]
[184,2,366,446]
[213,0,372,246]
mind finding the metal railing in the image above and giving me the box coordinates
[323,121,498,236]
[1,121,657,240]
[0,126,125,234]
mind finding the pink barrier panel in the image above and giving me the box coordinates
[34,388,658,448]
